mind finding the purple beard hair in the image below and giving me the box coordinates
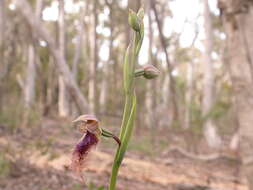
[71,131,99,179]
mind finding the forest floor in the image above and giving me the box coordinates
[0,118,248,190]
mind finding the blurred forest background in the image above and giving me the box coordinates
[1,0,253,190]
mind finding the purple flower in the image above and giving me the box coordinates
[70,114,120,180]
[70,131,99,179]
[70,115,101,179]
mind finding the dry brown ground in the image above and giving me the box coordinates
[0,119,248,190]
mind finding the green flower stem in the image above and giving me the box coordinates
[109,9,144,190]
[109,95,136,190]
[119,34,139,140]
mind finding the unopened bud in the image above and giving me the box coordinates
[137,8,144,20]
[143,64,160,79]
[128,9,141,31]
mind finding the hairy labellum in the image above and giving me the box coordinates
[71,114,120,180]
[70,131,99,179]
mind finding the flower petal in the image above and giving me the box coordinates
[70,131,99,179]
[72,115,101,136]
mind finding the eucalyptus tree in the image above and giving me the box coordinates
[218,0,253,189]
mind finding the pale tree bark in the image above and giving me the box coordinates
[88,0,98,114]
[145,1,156,129]
[150,0,179,124]
[99,60,108,113]
[14,0,90,113]
[202,0,221,148]
[23,0,43,108]
[0,0,4,63]
[72,4,87,79]
[24,44,36,108]
[71,6,86,117]
[58,0,70,117]
[183,25,199,130]
[0,0,5,111]
[100,0,114,114]
[184,62,194,129]
[219,0,253,189]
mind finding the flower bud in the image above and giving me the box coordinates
[143,64,160,79]
[137,8,144,20]
[128,9,141,31]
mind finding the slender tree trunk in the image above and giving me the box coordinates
[14,0,90,113]
[184,62,193,129]
[99,60,109,113]
[219,0,253,189]
[184,27,199,129]
[202,0,221,148]
[0,0,4,65]
[99,41,111,114]
[71,6,86,117]
[72,8,86,78]
[58,0,70,117]
[150,0,179,124]
[0,0,5,112]
[89,0,98,114]
[24,44,36,108]
[100,0,115,114]
[145,2,156,129]
[23,0,43,109]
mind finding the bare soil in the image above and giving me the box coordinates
[0,119,248,190]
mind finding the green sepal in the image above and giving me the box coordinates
[128,9,141,32]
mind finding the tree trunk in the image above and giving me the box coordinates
[184,61,193,129]
[58,0,70,117]
[14,0,90,113]
[145,2,156,129]
[150,0,179,124]
[184,28,199,130]
[219,0,253,189]
[202,0,221,148]
[70,6,86,117]
[72,7,86,78]
[24,44,36,108]
[0,0,5,112]
[89,0,98,114]
[0,0,4,62]
[23,0,43,109]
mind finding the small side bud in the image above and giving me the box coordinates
[137,8,144,20]
[143,64,160,79]
[128,9,141,31]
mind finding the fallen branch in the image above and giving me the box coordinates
[166,146,240,162]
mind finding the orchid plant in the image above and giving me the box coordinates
[70,8,159,190]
